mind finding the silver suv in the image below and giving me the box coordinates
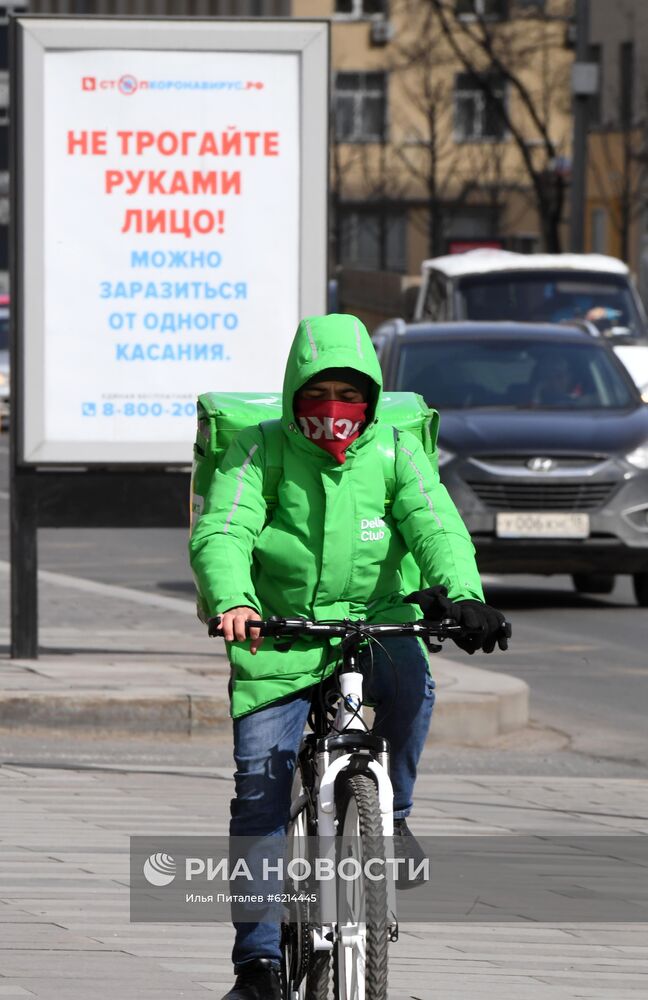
[372,320,648,606]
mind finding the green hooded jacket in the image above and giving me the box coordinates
[189,314,485,717]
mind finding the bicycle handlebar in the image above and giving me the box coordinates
[208,614,512,642]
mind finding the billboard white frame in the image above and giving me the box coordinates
[14,16,329,466]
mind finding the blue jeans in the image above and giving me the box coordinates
[229,636,435,968]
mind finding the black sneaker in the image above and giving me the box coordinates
[221,958,282,1000]
[393,818,428,890]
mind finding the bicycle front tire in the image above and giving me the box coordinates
[334,772,389,1000]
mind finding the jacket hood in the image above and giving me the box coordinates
[281,314,383,430]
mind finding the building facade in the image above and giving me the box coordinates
[295,0,575,283]
[586,0,648,296]
[3,0,578,298]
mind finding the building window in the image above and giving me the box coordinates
[339,209,407,272]
[619,40,634,128]
[456,0,509,20]
[335,0,387,15]
[454,72,507,141]
[334,72,387,142]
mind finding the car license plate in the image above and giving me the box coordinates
[496,512,590,539]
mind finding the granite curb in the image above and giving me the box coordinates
[0,650,529,741]
[0,567,528,741]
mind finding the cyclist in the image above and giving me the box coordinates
[189,313,508,1000]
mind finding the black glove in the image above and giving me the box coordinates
[404,585,510,654]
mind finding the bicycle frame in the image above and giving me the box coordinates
[299,634,399,950]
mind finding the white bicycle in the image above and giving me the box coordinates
[239,615,475,1000]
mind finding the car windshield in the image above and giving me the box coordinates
[395,339,637,411]
[457,271,646,338]
[0,313,8,351]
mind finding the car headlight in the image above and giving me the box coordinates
[641,383,648,404]
[436,446,455,467]
[626,445,648,469]
[0,372,7,387]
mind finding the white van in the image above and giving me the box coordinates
[414,250,648,395]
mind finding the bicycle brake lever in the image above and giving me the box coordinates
[265,615,302,652]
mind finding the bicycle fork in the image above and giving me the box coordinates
[313,669,399,948]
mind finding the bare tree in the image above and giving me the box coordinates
[588,123,648,261]
[330,0,573,270]
[330,71,409,271]
[332,135,414,271]
[387,0,486,256]
[425,0,573,252]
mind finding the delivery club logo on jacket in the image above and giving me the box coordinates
[360,516,386,542]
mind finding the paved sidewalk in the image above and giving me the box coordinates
[0,566,646,997]
[0,761,646,1000]
[0,564,528,742]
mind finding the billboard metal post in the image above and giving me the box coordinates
[10,475,38,660]
[8,12,37,660]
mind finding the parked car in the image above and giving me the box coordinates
[373,320,648,605]
[0,295,9,428]
[413,250,648,392]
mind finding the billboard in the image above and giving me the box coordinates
[14,18,329,464]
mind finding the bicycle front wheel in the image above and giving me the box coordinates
[335,773,389,1000]
[283,771,331,1000]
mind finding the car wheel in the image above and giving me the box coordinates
[572,573,615,595]
[633,573,648,607]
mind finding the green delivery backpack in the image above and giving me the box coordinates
[190,392,439,623]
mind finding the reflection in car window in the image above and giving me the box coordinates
[457,271,645,338]
[423,274,446,321]
[395,340,637,411]
[0,315,9,351]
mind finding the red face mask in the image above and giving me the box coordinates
[294,399,367,464]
